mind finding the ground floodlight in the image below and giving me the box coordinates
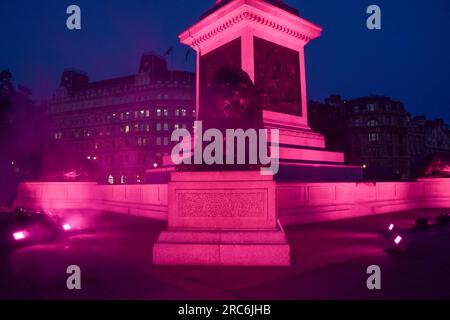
[394,235,402,245]
[12,231,27,241]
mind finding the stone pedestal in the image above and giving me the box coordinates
[146,0,362,182]
[152,171,290,266]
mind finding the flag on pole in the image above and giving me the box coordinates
[163,47,173,57]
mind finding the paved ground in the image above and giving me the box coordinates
[1,208,449,299]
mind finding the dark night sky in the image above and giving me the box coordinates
[1,0,449,122]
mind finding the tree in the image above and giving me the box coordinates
[0,70,47,205]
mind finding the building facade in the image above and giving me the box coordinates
[408,116,450,170]
[48,53,195,183]
[309,95,411,179]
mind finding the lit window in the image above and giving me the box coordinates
[108,175,114,185]
[164,123,168,131]
[368,104,377,112]
[156,109,162,117]
[369,133,379,142]
[163,109,168,116]
[175,109,180,116]
[174,124,180,129]
[181,109,187,117]
[367,119,378,127]
[124,125,130,133]
[192,109,196,117]
[146,110,150,117]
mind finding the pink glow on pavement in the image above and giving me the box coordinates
[394,235,402,245]
[13,231,27,241]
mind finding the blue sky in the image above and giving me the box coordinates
[1,0,449,122]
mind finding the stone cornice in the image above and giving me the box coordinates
[180,0,322,49]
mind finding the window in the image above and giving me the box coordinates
[352,106,359,113]
[163,137,169,145]
[124,125,130,133]
[181,109,187,117]
[146,110,150,117]
[175,109,180,116]
[368,133,379,143]
[163,123,168,131]
[156,109,162,117]
[367,103,377,112]
[156,123,161,131]
[163,109,168,117]
[156,137,162,145]
[367,119,378,127]
[174,123,180,129]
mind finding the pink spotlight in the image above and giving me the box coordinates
[13,231,27,241]
[62,224,72,231]
[388,224,394,231]
[394,235,402,245]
